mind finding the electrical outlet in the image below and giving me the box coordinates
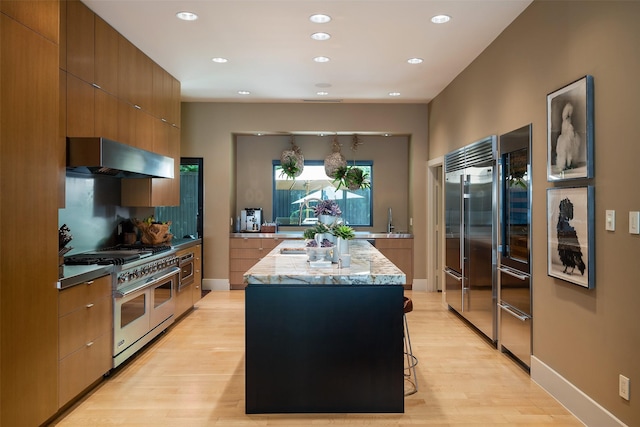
[619,374,630,400]
[605,210,616,231]
[630,211,640,234]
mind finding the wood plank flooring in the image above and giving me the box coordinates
[50,291,583,426]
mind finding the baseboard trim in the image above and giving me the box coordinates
[531,356,627,427]
[412,278,428,291]
[202,278,229,291]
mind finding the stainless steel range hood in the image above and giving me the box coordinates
[67,137,174,179]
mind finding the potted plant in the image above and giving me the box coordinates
[304,223,333,249]
[345,166,370,190]
[330,224,355,240]
[331,165,370,190]
[313,199,342,225]
[330,223,355,257]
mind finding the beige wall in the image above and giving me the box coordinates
[181,103,428,288]
[235,134,409,231]
[428,1,639,425]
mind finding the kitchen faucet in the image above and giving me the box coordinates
[387,207,394,233]
[299,198,323,225]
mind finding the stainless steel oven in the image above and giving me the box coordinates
[178,251,195,290]
[113,252,179,368]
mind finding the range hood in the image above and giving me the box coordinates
[67,137,174,179]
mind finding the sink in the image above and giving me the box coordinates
[279,247,306,255]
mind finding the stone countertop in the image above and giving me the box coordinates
[244,240,405,285]
[172,237,202,250]
[230,231,413,239]
[58,264,114,289]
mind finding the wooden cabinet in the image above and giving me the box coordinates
[229,237,291,289]
[65,0,94,83]
[58,275,113,408]
[66,72,94,136]
[1,10,60,425]
[194,244,203,303]
[60,0,182,205]
[375,238,413,288]
[94,14,118,95]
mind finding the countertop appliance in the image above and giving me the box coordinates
[497,124,533,370]
[444,136,497,343]
[241,208,262,232]
[65,245,179,368]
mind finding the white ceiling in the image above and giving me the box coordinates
[82,0,532,104]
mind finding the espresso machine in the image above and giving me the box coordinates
[241,208,262,232]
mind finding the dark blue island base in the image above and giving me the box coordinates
[245,284,404,414]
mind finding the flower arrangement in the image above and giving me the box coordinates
[313,199,342,217]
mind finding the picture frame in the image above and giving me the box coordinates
[547,75,594,181]
[547,186,594,289]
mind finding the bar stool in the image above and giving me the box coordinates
[403,296,418,396]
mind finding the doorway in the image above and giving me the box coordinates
[155,157,204,239]
[427,158,444,299]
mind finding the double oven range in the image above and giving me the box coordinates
[65,245,180,368]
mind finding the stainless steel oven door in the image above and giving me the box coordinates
[179,252,195,290]
[114,285,150,358]
[113,267,179,367]
[150,270,177,328]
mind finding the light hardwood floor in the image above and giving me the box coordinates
[50,291,583,426]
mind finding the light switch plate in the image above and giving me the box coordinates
[605,210,616,231]
[630,211,640,234]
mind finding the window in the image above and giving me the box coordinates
[273,161,372,227]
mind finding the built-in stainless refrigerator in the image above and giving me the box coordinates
[444,136,497,343]
[497,124,532,370]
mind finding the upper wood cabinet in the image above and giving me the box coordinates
[94,15,118,95]
[171,76,181,128]
[66,0,94,83]
[1,0,60,43]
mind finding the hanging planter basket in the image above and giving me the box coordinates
[324,136,346,178]
[279,136,304,179]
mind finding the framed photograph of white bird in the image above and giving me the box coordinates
[547,186,595,289]
[547,75,594,181]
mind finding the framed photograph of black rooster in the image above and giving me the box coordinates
[547,186,594,289]
[547,75,594,182]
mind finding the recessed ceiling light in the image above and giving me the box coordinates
[311,32,331,41]
[238,90,251,95]
[317,91,329,96]
[309,14,331,24]
[407,58,423,64]
[212,57,228,63]
[176,11,198,21]
[431,14,451,24]
[313,56,330,63]
[389,92,401,97]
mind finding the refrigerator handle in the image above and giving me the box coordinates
[498,303,529,322]
[443,268,462,281]
[498,266,529,281]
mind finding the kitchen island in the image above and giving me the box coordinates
[244,240,406,414]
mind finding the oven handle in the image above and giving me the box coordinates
[115,267,180,298]
[179,252,194,265]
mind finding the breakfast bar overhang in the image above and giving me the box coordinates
[244,240,406,414]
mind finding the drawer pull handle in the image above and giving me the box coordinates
[85,303,94,308]
[86,341,94,347]
[86,280,94,285]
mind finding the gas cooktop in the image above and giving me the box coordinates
[64,245,173,266]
